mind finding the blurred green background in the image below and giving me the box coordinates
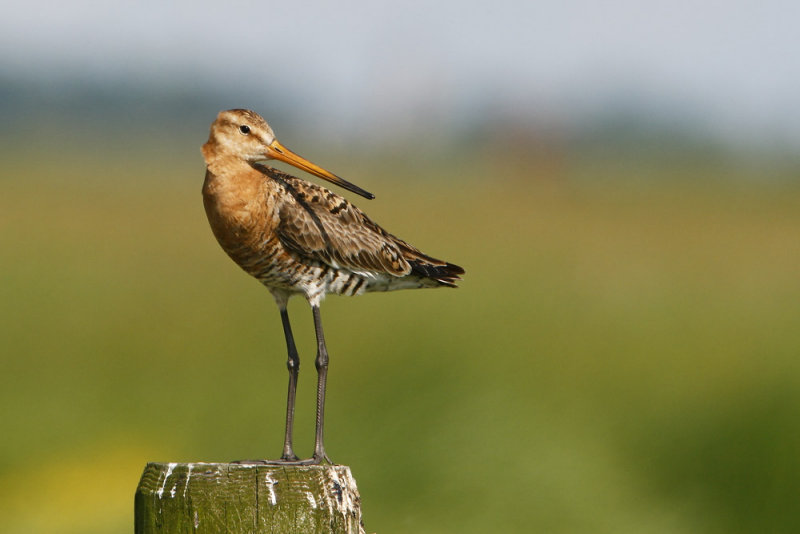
[2,2,800,533]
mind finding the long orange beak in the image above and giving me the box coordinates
[266,140,375,200]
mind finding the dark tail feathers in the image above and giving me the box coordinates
[409,260,465,288]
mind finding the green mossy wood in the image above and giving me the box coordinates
[135,462,366,533]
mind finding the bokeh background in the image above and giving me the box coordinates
[2,1,800,533]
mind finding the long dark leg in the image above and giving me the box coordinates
[279,307,300,461]
[311,305,332,464]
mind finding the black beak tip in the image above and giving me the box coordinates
[351,186,375,200]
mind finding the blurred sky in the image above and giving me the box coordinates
[2,0,800,146]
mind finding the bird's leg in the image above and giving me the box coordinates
[311,304,332,464]
[278,307,301,462]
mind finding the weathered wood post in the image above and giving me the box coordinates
[135,462,366,533]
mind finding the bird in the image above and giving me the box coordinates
[201,109,464,464]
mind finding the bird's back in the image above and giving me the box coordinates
[204,162,463,302]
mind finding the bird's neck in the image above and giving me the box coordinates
[202,153,267,201]
[203,147,254,178]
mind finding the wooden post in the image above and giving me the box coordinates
[135,462,366,533]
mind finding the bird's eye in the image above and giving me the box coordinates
[239,125,251,135]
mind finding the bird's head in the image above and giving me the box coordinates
[203,109,374,200]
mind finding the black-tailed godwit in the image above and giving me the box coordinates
[201,109,464,464]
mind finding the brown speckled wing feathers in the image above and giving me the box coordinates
[257,164,463,286]
[265,167,410,276]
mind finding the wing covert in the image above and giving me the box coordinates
[274,176,411,277]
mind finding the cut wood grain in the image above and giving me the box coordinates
[135,462,366,533]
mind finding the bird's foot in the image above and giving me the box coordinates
[230,449,332,466]
[281,453,300,462]
[230,453,299,465]
[230,457,333,466]
[274,454,333,466]
[311,449,333,465]
[230,458,305,465]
